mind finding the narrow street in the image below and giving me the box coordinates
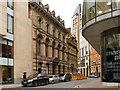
[2,78,119,90]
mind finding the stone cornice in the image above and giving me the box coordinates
[29,2,69,34]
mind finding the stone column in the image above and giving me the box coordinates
[59,50,62,60]
[64,52,67,61]
[40,43,45,56]
[54,48,58,58]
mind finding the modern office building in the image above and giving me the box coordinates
[71,4,81,73]
[82,0,120,85]
[72,4,91,76]
[0,1,33,84]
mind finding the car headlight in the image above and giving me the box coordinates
[28,79,33,83]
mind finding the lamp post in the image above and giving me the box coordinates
[36,27,38,72]
[36,17,41,72]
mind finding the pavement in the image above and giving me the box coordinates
[74,78,118,88]
[1,84,22,89]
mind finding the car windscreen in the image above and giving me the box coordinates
[59,74,64,76]
[27,73,38,79]
[49,76,53,78]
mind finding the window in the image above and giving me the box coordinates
[47,24,49,33]
[7,0,14,10]
[63,66,65,73]
[52,47,54,57]
[1,39,7,58]
[96,0,111,16]
[82,48,85,56]
[112,0,120,10]
[86,1,95,22]
[8,41,13,58]
[86,46,88,54]
[0,38,13,58]
[58,32,61,39]
[46,44,48,57]
[7,14,14,34]
[58,65,60,74]
[46,64,49,74]
[38,18,41,28]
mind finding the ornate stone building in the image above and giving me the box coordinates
[67,29,78,74]
[29,2,69,75]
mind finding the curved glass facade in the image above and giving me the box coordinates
[101,27,120,82]
[82,0,120,26]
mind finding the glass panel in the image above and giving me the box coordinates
[82,2,86,26]
[112,0,120,10]
[2,39,7,58]
[7,14,14,34]
[101,27,120,82]
[2,66,14,84]
[7,0,14,10]
[86,1,95,22]
[8,41,13,58]
[96,0,112,16]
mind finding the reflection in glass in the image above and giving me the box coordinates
[82,0,120,26]
[96,0,112,16]
[86,2,95,22]
[82,2,86,26]
[7,14,14,34]
[112,0,120,10]
[101,27,120,82]
[7,0,14,10]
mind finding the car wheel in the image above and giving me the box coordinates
[51,80,54,84]
[33,81,38,87]
[23,85,27,87]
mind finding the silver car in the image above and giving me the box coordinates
[48,75,60,84]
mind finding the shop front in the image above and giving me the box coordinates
[101,27,120,83]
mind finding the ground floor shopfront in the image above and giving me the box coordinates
[0,66,14,84]
[101,27,120,83]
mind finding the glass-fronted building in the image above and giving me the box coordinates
[82,0,120,84]
[0,0,14,84]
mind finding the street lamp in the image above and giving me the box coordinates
[36,16,41,72]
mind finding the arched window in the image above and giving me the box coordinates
[47,24,49,33]
[38,18,41,28]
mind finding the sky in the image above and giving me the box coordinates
[42,0,82,28]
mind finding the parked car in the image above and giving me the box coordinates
[59,73,71,82]
[88,74,98,78]
[21,73,49,87]
[48,75,60,84]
